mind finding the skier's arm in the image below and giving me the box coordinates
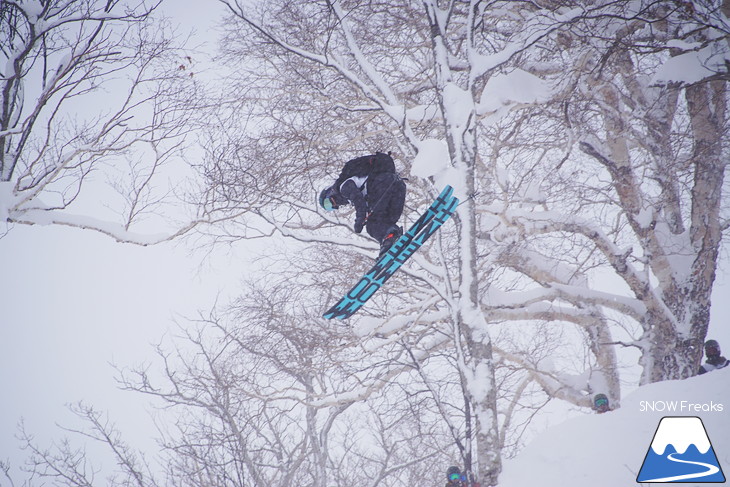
[340,180,368,231]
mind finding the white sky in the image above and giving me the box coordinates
[0,224,246,457]
[1,0,729,481]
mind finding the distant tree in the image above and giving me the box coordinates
[114,278,451,487]
[0,0,198,243]
[6,403,159,487]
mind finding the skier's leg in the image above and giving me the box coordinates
[366,220,389,242]
[366,219,401,256]
[372,188,405,256]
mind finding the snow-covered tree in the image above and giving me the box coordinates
[0,0,199,243]
[575,3,729,382]
[483,0,730,384]
[195,1,616,484]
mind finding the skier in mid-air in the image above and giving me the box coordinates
[319,152,406,257]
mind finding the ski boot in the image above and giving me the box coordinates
[378,225,403,258]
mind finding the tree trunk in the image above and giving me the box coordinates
[641,79,726,383]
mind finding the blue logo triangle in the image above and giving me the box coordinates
[637,417,725,483]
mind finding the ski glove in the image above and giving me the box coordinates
[354,218,365,234]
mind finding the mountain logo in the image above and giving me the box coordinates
[637,416,725,483]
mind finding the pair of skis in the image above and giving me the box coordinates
[323,185,459,320]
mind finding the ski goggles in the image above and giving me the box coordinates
[322,195,337,211]
[595,397,609,408]
[449,472,463,482]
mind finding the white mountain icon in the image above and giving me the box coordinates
[650,417,711,455]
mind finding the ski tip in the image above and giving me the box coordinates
[323,305,355,320]
[323,313,349,321]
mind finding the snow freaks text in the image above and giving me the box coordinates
[639,401,724,413]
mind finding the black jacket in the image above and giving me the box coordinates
[339,172,406,226]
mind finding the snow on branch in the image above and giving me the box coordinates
[9,209,202,245]
[488,284,645,322]
[494,346,592,408]
[468,7,585,82]
[489,301,595,326]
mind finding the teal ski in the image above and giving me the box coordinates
[323,185,459,320]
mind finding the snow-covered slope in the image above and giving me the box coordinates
[500,368,729,487]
